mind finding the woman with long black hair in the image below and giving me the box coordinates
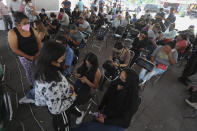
[34,40,76,131]
[72,68,141,131]
[74,52,102,124]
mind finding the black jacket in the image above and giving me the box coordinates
[99,80,140,128]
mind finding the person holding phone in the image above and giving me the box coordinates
[73,52,101,124]
[71,68,141,131]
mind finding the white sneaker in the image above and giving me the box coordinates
[185,99,197,109]
[76,111,85,125]
[19,96,35,104]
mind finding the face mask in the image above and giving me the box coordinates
[41,11,45,14]
[21,24,30,32]
[22,1,26,5]
[29,2,33,6]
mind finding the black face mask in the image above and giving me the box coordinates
[117,78,126,87]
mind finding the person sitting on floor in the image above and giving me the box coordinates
[110,42,131,68]
[71,68,141,131]
[139,42,178,85]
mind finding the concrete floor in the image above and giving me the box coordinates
[0,30,197,131]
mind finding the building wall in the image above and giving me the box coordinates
[5,0,92,11]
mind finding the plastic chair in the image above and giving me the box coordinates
[132,57,155,73]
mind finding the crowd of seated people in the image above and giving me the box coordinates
[5,0,197,130]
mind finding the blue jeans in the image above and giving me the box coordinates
[139,67,165,84]
[71,122,125,131]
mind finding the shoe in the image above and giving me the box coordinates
[76,111,85,125]
[178,77,188,86]
[139,79,145,86]
[19,96,35,104]
[185,99,197,109]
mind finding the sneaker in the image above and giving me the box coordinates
[19,96,35,104]
[185,99,197,109]
[76,111,85,125]
[139,79,145,86]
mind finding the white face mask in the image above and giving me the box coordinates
[29,2,33,6]
[22,1,26,5]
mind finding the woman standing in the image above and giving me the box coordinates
[34,40,77,131]
[25,0,37,27]
[8,12,41,91]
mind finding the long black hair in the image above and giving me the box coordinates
[121,68,140,126]
[34,40,65,82]
[77,52,99,82]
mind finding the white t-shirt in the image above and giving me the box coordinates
[79,20,92,33]
[9,0,20,12]
[60,13,69,26]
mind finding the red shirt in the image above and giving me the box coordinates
[176,40,188,54]
[58,13,62,20]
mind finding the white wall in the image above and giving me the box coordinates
[5,0,92,12]
[34,0,59,11]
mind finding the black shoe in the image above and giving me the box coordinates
[178,77,189,86]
